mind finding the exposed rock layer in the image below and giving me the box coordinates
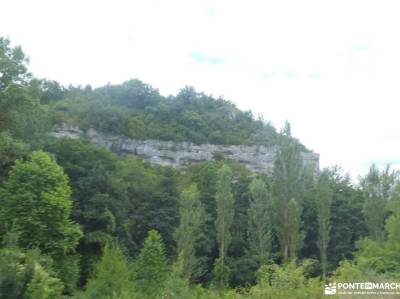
[52,123,320,174]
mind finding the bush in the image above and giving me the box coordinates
[249,261,323,299]
[0,248,63,299]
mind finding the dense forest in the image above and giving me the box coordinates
[1,37,400,299]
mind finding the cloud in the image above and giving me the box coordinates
[206,7,217,17]
[188,51,226,65]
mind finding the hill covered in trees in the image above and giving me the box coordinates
[47,79,283,147]
[1,37,400,299]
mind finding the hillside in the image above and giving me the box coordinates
[46,79,304,148]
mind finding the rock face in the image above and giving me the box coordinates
[52,123,320,174]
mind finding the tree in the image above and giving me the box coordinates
[360,164,398,241]
[0,248,63,299]
[0,150,82,291]
[37,79,66,104]
[44,138,119,285]
[174,184,206,282]
[315,169,334,279]
[84,245,135,299]
[0,37,30,89]
[247,178,271,266]
[334,187,400,281]
[328,170,367,268]
[134,230,168,298]
[249,260,321,299]
[272,123,305,262]
[0,150,82,256]
[385,185,400,244]
[188,161,220,283]
[287,199,304,261]
[214,165,235,288]
[0,37,46,142]
[0,132,29,183]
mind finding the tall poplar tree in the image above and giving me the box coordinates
[316,169,334,279]
[214,165,234,288]
[272,122,305,262]
[174,184,206,282]
[247,178,271,266]
[360,164,398,241]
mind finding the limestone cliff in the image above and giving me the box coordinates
[52,123,320,174]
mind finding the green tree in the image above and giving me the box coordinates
[328,170,367,268]
[315,169,334,279]
[0,150,82,291]
[385,185,400,244]
[25,263,64,299]
[188,161,220,284]
[287,199,304,261]
[360,164,398,241]
[214,165,235,288]
[249,260,322,299]
[0,150,81,256]
[84,245,135,299]
[44,138,118,284]
[0,132,29,183]
[160,258,194,299]
[174,184,206,282]
[272,122,305,262]
[0,37,47,142]
[134,230,168,298]
[0,37,29,89]
[0,248,63,299]
[247,178,271,266]
[332,185,400,281]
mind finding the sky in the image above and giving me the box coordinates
[1,0,399,180]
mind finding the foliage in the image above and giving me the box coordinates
[49,80,281,146]
[333,185,400,281]
[214,165,235,288]
[247,178,271,266]
[386,185,400,243]
[43,138,119,284]
[84,245,135,299]
[0,151,82,257]
[0,150,82,292]
[159,258,194,299]
[174,184,206,281]
[0,38,48,144]
[315,169,334,279]
[249,260,322,299]
[0,248,63,299]
[272,124,305,262]
[134,230,168,298]
[0,132,29,183]
[360,164,398,241]
[327,169,367,269]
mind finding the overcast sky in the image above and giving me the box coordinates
[1,0,399,180]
